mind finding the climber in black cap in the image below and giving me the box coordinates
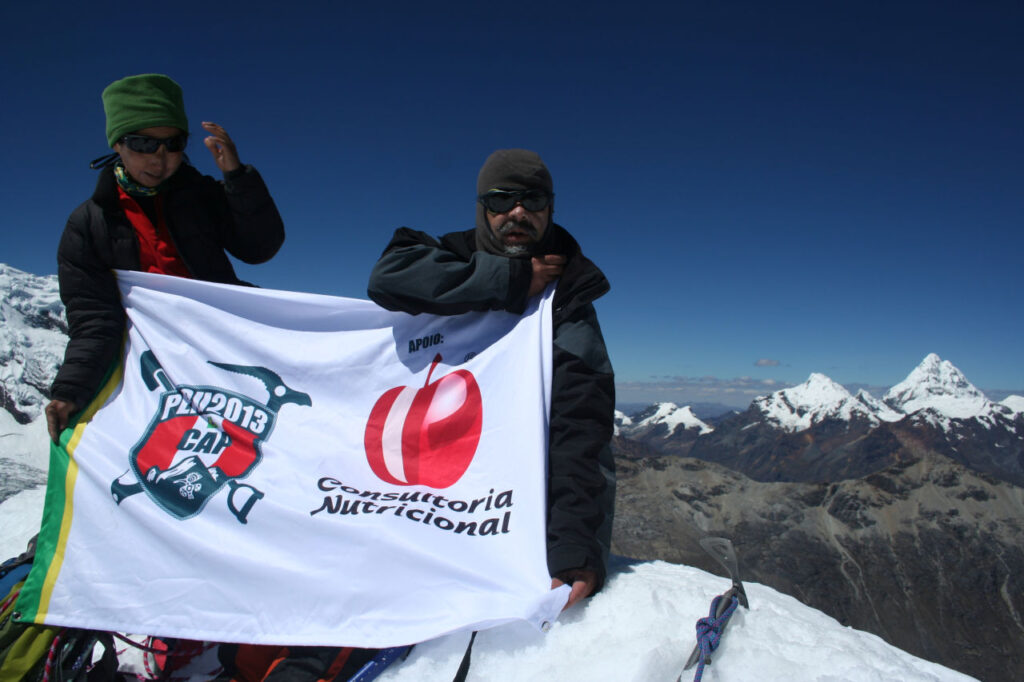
[368,149,615,608]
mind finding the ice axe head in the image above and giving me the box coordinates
[208,361,311,411]
[699,536,749,608]
[140,350,173,391]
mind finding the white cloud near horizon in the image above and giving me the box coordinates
[616,375,795,408]
[618,377,1022,410]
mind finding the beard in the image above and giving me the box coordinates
[494,219,540,257]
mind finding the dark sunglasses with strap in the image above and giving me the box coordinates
[478,189,552,213]
[119,133,188,154]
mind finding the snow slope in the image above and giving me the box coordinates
[372,558,976,681]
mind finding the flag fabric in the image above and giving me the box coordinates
[17,270,567,647]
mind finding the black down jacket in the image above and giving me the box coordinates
[51,163,284,407]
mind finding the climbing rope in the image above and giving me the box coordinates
[692,593,740,682]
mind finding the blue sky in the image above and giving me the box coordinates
[3,1,1021,408]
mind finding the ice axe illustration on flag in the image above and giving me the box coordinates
[207,361,313,413]
[110,350,311,523]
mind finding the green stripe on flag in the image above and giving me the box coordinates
[14,356,126,622]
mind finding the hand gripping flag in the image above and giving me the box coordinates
[16,271,567,647]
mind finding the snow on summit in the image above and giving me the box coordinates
[1001,395,1024,415]
[634,402,713,436]
[749,355,1020,435]
[613,409,633,436]
[754,373,901,432]
[884,353,998,426]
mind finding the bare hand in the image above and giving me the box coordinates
[551,569,598,610]
[529,254,566,297]
[45,399,78,444]
[202,121,242,173]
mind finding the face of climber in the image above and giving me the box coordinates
[114,126,186,187]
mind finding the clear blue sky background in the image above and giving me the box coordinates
[2,1,1021,408]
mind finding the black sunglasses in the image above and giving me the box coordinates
[120,133,188,154]
[478,189,552,213]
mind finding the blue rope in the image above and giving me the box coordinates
[692,594,740,682]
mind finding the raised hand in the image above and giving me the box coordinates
[201,121,242,173]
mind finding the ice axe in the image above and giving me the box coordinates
[698,536,748,609]
[208,362,311,411]
[680,537,749,678]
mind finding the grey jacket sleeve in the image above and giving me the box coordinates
[367,228,532,315]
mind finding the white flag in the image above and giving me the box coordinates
[18,270,566,647]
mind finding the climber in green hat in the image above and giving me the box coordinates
[45,73,286,442]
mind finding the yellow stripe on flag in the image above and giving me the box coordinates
[36,360,126,616]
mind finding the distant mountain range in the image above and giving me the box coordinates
[618,353,1024,486]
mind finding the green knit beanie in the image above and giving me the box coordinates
[102,74,189,147]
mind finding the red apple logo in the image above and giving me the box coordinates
[364,354,483,488]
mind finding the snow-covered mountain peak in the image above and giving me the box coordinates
[1001,395,1024,416]
[616,402,713,440]
[754,373,902,432]
[787,372,849,404]
[884,353,990,421]
[632,401,713,436]
[613,409,633,436]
